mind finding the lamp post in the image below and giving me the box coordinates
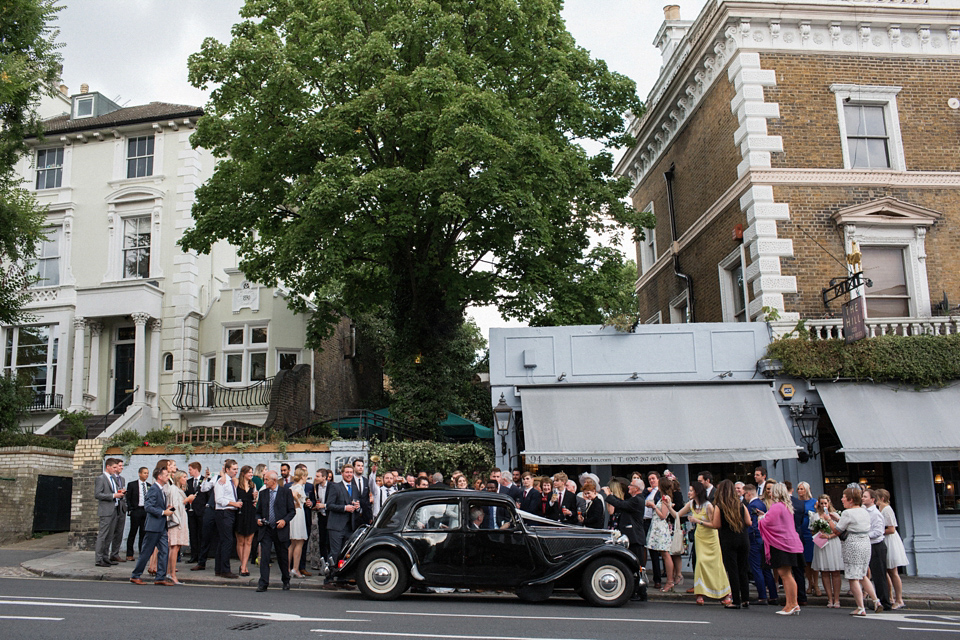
[790,398,820,460]
[493,393,513,458]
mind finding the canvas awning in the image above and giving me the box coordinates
[519,382,798,465]
[817,382,960,462]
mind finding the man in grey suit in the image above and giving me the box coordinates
[109,460,127,563]
[95,458,126,567]
[129,466,175,585]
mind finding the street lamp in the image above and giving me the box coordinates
[493,393,513,457]
[790,398,820,460]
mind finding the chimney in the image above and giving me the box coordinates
[80,83,89,94]
[59,84,68,95]
[655,5,693,70]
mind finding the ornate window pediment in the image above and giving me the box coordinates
[831,197,941,227]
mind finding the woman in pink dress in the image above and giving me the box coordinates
[166,470,193,585]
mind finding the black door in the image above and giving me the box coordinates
[403,500,464,586]
[114,343,135,414]
[33,475,73,532]
[463,499,536,587]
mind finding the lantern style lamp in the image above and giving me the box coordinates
[790,398,820,459]
[493,393,513,456]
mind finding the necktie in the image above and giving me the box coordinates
[109,475,118,506]
[268,489,276,525]
[347,483,353,498]
[140,481,146,507]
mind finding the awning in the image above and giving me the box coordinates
[519,382,798,465]
[817,382,960,462]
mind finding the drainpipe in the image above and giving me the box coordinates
[663,164,695,322]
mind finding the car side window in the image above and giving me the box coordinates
[405,501,460,531]
[468,500,518,530]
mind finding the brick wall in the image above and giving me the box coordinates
[68,439,105,550]
[0,446,74,544]
[313,317,384,417]
[764,53,960,172]
[263,363,314,435]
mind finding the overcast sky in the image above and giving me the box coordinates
[53,0,708,338]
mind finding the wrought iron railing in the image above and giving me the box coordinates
[89,385,139,437]
[287,409,431,442]
[28,393,63,412]
[173,378,274,411]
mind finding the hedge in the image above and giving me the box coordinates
[370,440,495,479]
[767,333,960,387]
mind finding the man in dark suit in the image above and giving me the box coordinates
[255,470,296,591]
[547,473,578,524]
[353,459,373,525]
[491,468,522,502]
[604,479,647,600]
[324,463,362,588]
[125,467,150,560]
[313,469,330,570]
[130,466,175,585]
[698,471,716,502]
[184,462,204,564]
[518,472,542,514]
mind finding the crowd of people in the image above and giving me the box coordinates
[97,457,908,608]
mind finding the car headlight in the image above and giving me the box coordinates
[607,530,630,549]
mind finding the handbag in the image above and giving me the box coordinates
[669,520,687,555]
[838,530,848,541]
[166,508,180,529]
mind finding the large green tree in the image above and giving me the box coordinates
[184,0,646,431]
[0,0,62,324]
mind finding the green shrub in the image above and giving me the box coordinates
[0,431,76,451]
[371,440,494,478]
[142,427,177,445]
[767,333,960,387]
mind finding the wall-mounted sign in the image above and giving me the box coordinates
[842,296,867,343]
[779,383,795,400]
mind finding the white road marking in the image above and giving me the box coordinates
[899,628,960,634]
[313,630,597,640]
[0,599,361,623]
[866,613,960,627]
[232,613,370,623]
[0,595,139,604]
[346,609,709,625]
[0,616,63,621]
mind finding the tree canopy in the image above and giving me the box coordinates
[184,0,647,429]
[0,0,62,324]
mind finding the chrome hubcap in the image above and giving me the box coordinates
[372,566,392,586]
[364,558,400,594]
[598,571,620,593]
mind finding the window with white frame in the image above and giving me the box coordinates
[223,324,268,384]
[122,216,151,278]
[126,135,155,179]
[861,246,909,318]
[639,203,657,274]
[669,291,689,324]
[30,227,60,288]
[35,147,64,189]
[644,311,662,325]
[3,325,59,398]
[278,350,299,371]
[830,84,905,171]
[719,248,749,322]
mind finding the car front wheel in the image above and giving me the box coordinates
[356,551,409,601]
[580,558,633,607]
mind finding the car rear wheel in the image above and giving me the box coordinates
[356,551,408,600]
[580,558,632,607]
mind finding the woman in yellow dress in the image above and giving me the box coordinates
[675,482,731,605]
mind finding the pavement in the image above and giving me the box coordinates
[6,535,960,611]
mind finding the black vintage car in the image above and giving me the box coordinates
[333,488,645,607]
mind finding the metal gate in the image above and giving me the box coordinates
[32,475,73,533]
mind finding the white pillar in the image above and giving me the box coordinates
[86,321,103,412]
[69,316,86,411]
[148,319,162,407]
[131,312,150,406]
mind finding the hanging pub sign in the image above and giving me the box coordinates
[842,296,867,343]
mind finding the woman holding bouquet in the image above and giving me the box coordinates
[811,495,842,607]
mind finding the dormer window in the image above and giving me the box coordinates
[73,96,94,119]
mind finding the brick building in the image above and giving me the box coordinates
[602,0,960,575]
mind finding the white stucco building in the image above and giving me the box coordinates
[7,85,312,437]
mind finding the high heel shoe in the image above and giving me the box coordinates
[660,582,675,593]
[675,574,684,586]
[696,596,704,606]
[776,606,801,616]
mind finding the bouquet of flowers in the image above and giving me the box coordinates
[811,516,833,536]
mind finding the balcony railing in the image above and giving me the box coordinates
[172,378,273,411]
[771,316,960,340]
[28,393,63,412]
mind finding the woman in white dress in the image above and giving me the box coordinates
[876,489,907,609]
[166,471,193,585]
[828,487,881,616]
[811,495,843,608]
[288,467,309,578]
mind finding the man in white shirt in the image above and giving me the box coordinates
[213,459,242,578]
[863,489,892,611]
[754,466,768,499]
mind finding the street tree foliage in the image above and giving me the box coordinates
[184,0,646,431]
[0,0,62,324]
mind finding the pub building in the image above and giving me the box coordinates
[489,323,960,577]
